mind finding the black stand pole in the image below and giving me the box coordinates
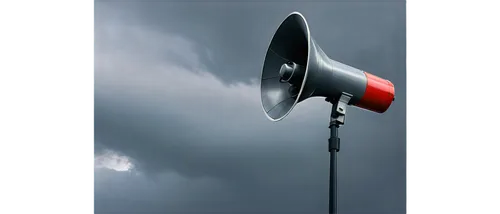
[328,110,340,214]
[326,93,351,214]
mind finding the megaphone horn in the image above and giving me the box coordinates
[260,12,395,121]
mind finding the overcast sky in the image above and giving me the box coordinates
[95,1,406,213]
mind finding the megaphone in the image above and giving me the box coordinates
[260,12,395,121]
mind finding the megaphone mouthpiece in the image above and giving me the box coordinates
[260,12,395,121]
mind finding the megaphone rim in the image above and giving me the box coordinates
[259,11,311,122]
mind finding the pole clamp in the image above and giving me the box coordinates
[328,92,352,127]
[328,137,340,152]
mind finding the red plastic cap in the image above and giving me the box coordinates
[355,72,395,113]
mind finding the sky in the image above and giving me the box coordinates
[94,1,406,213]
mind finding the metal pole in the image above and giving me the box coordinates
[327,93,350,214]
[328,122,339,214]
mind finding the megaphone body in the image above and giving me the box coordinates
[260,12,395,121]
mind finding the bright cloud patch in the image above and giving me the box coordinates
[95,150,134,172]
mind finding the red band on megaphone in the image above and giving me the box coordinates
[355,72,395,113]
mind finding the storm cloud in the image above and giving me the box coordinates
[95,1,406,214]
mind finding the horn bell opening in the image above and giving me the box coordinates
[260,12,311,121]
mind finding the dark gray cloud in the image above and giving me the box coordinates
[95,1,405,83]
[95,2,405,214]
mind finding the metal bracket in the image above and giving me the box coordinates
[329,92,352,127]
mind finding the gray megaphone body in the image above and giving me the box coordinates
[260,12,395,121]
